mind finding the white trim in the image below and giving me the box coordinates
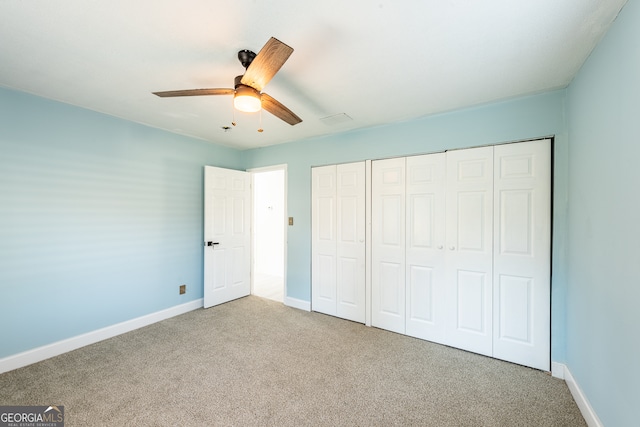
[551,361,565,379]
[0,299,203,374]
[246,163,288,174]
[562,364,604,427]
[285,296,311,311]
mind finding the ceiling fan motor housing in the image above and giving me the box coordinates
[234,75,261,96]
[233,76,260,98]
[238,50,256,69]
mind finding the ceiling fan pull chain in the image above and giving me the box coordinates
[232,98,237,126]
[258,109,264,133]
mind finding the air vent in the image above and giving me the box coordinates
[320,113,353,126]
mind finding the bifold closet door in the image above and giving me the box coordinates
[312,165,337,316]
[405,154,447,343]
[371,157,406,334]
[312,162,366,323]
[492,140,551,371]
[444,146,495,356]
[368,140,551,370]
[372,149,493,348]
[336,162,366,322]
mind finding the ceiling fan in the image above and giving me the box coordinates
[153,37,302,126]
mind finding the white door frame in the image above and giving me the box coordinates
[248,164,288,301]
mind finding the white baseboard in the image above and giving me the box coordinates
[285,296,311,311]
[551,361,565,379]
[559,363,604,427]
[0,299,203,374]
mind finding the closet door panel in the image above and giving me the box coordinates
[405,153,446,342]
[311,165,337,315]
[317,254,336,301]
[408,265,434,323]
[493,140,551,371]
[457,192,489,252]
[379,261,404,315]
[336,162,366,323]
[445,146,494,356]
[456,269,490,333]
[372,157,406,333]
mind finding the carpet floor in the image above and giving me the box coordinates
[0,296,586,426]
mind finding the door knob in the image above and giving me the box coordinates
[206,241,220,247]
[437,245,443,250]
[449,246,455,250]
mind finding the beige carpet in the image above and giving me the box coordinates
[0,296,585,426]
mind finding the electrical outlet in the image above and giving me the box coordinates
[179,284,186,295]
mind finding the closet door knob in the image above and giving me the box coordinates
[449,246,456,250]
[437,245,443,250]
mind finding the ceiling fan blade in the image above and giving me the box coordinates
[261,93,302,126]
[241,37,293,91]
[152,88,234,97]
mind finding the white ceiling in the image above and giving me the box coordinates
[0,0,627,150]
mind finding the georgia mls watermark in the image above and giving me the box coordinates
[0,406,64,427]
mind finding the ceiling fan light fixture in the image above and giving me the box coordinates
[234,85,261,113]
[153,38,301,125]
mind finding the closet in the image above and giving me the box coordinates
[312,139,551,371]
[311,162,366,323]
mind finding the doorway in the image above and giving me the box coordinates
[251,165,287,302]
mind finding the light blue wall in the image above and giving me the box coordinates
[0,87,243,358]
[243,90,570,363]
[1,85,571,367]
[566,1,639,425]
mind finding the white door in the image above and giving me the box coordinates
[371,157,406,334]
[336,162,366,322]
[204,166,251,308]
[492,139,551,371]
[311,165,337,316]
[444,146,494,356]
[405,153,447,343]
[311,163,366,322]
